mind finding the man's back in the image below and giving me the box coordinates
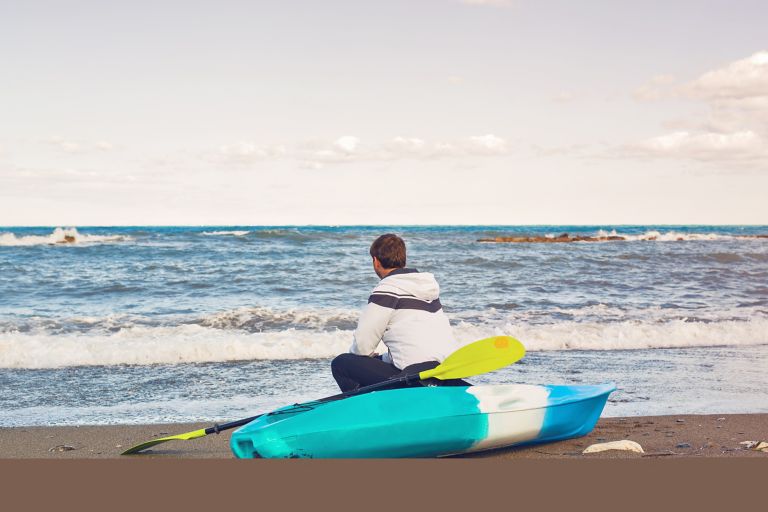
[331,233,461,392]
[356,268,457,369]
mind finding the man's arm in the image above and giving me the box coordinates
[350,299,395,356]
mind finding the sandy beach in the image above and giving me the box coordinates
[1,413,765,459]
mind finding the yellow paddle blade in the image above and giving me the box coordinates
[419,336,525,381]
[121,428,207,455]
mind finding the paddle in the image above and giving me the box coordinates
[121,335,525,455]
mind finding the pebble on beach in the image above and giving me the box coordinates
[49,445,76,452]
[740,441,768,452]
[583,440,645,454]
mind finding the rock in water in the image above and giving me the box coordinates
[582,440,644,454]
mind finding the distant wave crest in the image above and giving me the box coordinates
[198,306,359,332]
[0,307,361,336]
[595,229,764,242]
[200,230,251,236]
[0,228,130,247]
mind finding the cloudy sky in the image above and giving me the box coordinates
[1,0,766,225]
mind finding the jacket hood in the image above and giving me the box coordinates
[379,270,440,301]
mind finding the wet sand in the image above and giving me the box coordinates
[1,413,766,459]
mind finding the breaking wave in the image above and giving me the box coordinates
[2,315,766,369]
[201,230,251,236]
[0,228,129,246]
[197,306,359,332]
[594,229,766,242]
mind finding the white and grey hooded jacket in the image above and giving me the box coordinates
[349,268,459,370]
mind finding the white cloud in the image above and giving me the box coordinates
[0,163,141,191]
[49,137,81,153]
[217,142,287,163]
[553,91,578,103]
[626,51,768,167]
[633,74,677,101]
[685,51,768,102]
[634,51,768,107]
[297,134,510,168]
[467,134,507,154]
[296,136,361,167]
[386,137,428,156]
[532,143,594,158]
[623,130,767,164]
[333,136,360,154]
[459,0,514,7]
[45,136,116,154]
[212,134,511,169]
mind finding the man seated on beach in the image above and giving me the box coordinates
[331,233,467,392]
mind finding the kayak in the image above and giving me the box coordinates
[230,382,616,458]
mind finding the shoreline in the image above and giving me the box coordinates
[2,413,766,459]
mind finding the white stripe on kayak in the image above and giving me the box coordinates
[466,384,550,452]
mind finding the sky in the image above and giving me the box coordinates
[1,0,767,225]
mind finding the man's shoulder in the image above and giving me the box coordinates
[370,281,417,298]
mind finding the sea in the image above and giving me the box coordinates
[1,225,767,426]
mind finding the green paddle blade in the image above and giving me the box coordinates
[121,428,207,455]
[419,336,525,381]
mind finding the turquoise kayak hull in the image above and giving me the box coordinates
[230,383,616,459]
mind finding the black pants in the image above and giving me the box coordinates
[331,353,470,392]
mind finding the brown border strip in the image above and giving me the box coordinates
[0,459,764,510]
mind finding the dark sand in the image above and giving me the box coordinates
[1,414,766,459]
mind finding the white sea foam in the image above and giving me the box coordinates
[594,229,759,242]
[0,227,129,246]
[452,316,768,352]
[200,230,251,236]
[198,306,359,331]
[0,393,324,426]
[0,325,352,368]
[2,316,767,369]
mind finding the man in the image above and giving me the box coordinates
[331,233,466,392]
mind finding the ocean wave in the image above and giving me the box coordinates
[200,230,251,236]
[0,227,130,247]
[0,325,353,368]
[0,314,156,335]
[478,230,768,244]
[0,307,361,335]
[197,306,359,332]
[452,303,767,326]
[595,229,765,242]
[452,316,768,351]
[2,316,767,368]
[197,228,361,242]
[2,303,764,337]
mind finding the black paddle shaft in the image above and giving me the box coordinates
[204,373,420,435]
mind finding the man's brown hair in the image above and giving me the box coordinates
[369,234,406,269]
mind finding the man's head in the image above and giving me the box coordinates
[369,234,406,279]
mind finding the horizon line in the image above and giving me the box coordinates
[2,223,767,228]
